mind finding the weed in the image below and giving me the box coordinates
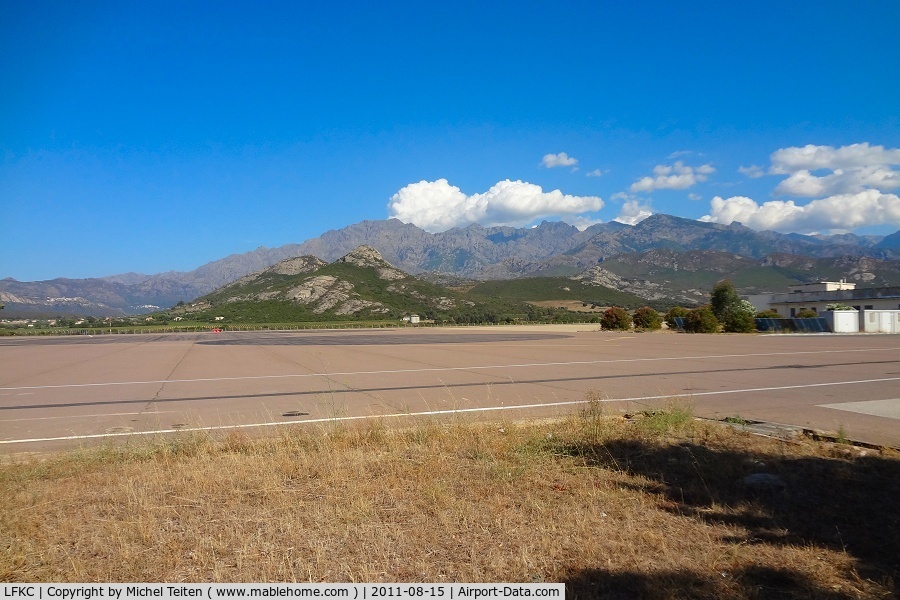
[636,402,695,435]
[836,425,850,445]
[724,415,750,425]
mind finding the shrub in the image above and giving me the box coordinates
[684,306,719,333]
[600,306,632,330]
[722,299,757,333]
[710,279,741,322]
[827,303,855,311]
[632,306,662,330]
[664,306,690,329]
[756,309,781,318]
[796,308,818,319]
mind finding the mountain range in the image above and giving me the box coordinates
[3,214,900,317]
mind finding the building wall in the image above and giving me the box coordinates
[749,286,900,317]
[860,310,900,333]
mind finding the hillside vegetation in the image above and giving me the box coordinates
[465,276,660,309]
[601,250,900,295]
[177,247,583,325]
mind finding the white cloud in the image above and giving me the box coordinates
[388,179,604,232]
[700,190,900,233]
[688,193,702,201]
[629,161,715,192]
[614,200,654,225]
[564,216,605,231]
[774,165,900,197]
[542,152,578,168]
[738,165,765,179]
[769,143,900,174]
[586,169,605,177]
[700,142,900,234]
[761,142,900,202]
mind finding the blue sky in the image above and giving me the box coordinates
[2,1,899,281]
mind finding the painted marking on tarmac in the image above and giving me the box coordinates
[818,398,900,420]
[2,346,899,392]
[0,411,175,423]
[3,375,900,445]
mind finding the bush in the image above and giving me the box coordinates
[796,308,818,319]
[722,299,757,333]
[711,280,741,322]
[756,309,781,318]
[664,306,690,329]
[600,306,632,330]
[684,306,719,333]
[632,306,662,330]
[827,303,855,311]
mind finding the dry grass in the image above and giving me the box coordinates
[527,300,605,313]
[2,399,898,599]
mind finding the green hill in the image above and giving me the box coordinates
[464,276,659,309]
[174,246,540,324]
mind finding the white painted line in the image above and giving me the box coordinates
[0,411,175,423]
[2,346,898,392]
[3,375,900,445]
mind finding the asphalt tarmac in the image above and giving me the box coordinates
[2,326,899,452]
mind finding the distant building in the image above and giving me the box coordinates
[748,281,900,317]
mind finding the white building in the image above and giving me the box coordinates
[748,281,900,317]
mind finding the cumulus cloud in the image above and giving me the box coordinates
[738,165,765,179]
[629,161,715,192]
[768,142,900,197]
[774,165,900,197]
[614,200,654,225]
[699,142,900,234]
[586,169,605,177]
[700,190,900,233]
[769,143,900,174]
[542,152,578,168]
[388,179,604,232]
[564,216,605,231]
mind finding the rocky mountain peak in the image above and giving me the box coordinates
[337,245,388,266]
[337,246,407,280]
[268,255,327,276]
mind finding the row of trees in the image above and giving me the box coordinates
[600,280,792,333]
[657,281,758,333]
[598,306,663,330]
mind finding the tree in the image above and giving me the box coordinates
[600,306,632,330]
[711,280,758,332]
[710,279,740,322]
[724,299,757,333]
[664,306,690,329]
[684,306,719,333]
[632,306,662,330]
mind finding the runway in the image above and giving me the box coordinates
[2,326,899,451]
